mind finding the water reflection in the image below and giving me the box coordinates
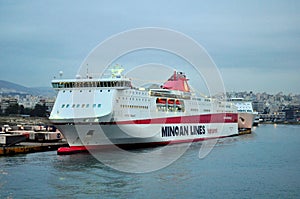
[51,153,141,198]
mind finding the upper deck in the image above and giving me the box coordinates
[51,78,131,90]
[228,98,254,113]
[52,65,131,90]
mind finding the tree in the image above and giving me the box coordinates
[31,104,47,117]
[5,103,20,115]
[19,105,25,114]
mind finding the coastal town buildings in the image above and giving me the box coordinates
[1,91,299,122]
[0,94,55,116]
[227,91,300,122]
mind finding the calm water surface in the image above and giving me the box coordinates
[1,124,300,198]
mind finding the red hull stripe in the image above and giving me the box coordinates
[57,134,237,155]
[117,113,237,125]
[53,113,238,125]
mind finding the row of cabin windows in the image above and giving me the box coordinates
[150,91,191,99]
[120,105,149,109]
[238,110,253,112]
[125,91,147,95]
[62,89,110,93]
[121,97,150,102]
[156,104,185,112]
[61,104,101,109]
[217,104,233,108]
[53,81,131,89]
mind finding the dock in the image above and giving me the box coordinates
[238,128,252,135]
[0,141,68,156]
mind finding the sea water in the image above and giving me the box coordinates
[1,124,300,199]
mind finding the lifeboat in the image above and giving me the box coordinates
[167,99,175,104]
[156,98,166,104]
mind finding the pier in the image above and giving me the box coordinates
[0,117,68,156]
[0,141,68,156]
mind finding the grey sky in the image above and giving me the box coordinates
[0,0,299,94]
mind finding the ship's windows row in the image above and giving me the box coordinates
[125,91,147,96]
[238,109,252,113]
[120,97,150,102]
[120,105,149,109]
[203,109,211,112]
[192,98,203,102]
[157,105,185,112]
[61,89,111,93]
[52,81,131,88]
[61,104,101,108]
[190,108,199,112]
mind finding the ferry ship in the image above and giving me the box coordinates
[228,98,257,132]
[49,67,239,154]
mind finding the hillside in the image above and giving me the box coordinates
[0,80,55,97]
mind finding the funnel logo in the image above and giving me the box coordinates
[68,27,228,173]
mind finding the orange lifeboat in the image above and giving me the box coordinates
[156,98,166,104]
[168,99,175,104]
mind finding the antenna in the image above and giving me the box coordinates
[86,64,89,78]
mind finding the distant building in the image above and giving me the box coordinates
[45,99,55,112]
[252,101,264,113]
[282,105,300,121]
[0,97,18,114]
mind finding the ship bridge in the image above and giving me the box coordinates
[51,78,131,90]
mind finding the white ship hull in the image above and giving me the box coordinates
[53,113,238,153]
[238,112,255,130]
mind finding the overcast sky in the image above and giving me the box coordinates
[0,0,299,94]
